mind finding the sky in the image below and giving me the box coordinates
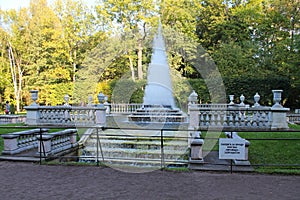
[0,0,97,10]
[0,0,31,10]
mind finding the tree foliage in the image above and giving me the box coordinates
[0,0,299,110]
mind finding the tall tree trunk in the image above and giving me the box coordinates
[128,56,135,81]
[137,39,143,80]
[73,49,77,82]
[7,42,22,112]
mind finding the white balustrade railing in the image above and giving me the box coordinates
[26,105,106,126]
[189,104,289,130]
[0,115,26,124]
[1,128,47,155]
[199,106,271,129]
[37,129,78,156]
[1,128,78,157]
[109,103,143,114]
[287,113,300,124]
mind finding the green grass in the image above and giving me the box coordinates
[238,125,300,174]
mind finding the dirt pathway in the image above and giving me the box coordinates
[0,161,299,200]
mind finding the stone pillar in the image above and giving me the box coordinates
[1,134,19,155]
[189,108,200,129]
[95,107,107,126]
[271,90,290,129]
[70,130,77,145]
[190,131,204,161]
[25,106,40,125]
[188,90,200,129]
[25,90,40,126]
[271,107,290,129]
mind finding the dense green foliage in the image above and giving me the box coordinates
[0,0,299,111]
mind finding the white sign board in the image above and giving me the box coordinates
[219,138,246,160]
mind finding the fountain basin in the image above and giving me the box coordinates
[128,105,187,123]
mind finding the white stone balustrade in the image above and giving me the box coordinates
[189,106,274,130]
[37,129,78,156]
[1,128,48,155]
[109,103,143,114]
[188,90,290,131]
[0,115,26,124]
[287,113,300,124]
[25,106,106,127]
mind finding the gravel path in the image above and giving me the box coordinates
[0,161,299,200]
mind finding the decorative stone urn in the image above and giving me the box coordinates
[229,95,234,105]
[253,92,260,107]
[87,95,93,107]
[97,92,105,104]
[97,92,107,108]
[188,90,198,104]
[272,90,283,108]
[30,90,38,106]
[64,94,70,106]
[239,94,245,106]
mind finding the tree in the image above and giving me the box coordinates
[53,0,102,83]
[97,0,157,80]
[1,7,32,111]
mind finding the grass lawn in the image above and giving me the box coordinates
[238,125,300,174]
[199,125,300,174]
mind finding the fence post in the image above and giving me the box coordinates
[160,129,165,169]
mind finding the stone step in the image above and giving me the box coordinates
[86,138,187,146]
[82,147,188,158]
[80,128,189,168]
[89,136,188,143]
[85,144,187,152]
[79,156,188,168]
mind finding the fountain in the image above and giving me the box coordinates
[79,23,189,171]
[128,23,186,123]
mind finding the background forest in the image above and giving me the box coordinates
[0,0,299,112]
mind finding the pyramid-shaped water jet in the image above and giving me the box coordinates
[128,23,186,123]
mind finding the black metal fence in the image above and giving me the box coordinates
[0,125,299,173]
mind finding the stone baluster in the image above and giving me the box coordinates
[234,112,239,127]
[223,111,228,126]
[228,111,234,126]
[217,111,222,126]
[240,110,245,127]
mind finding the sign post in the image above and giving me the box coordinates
[219,138,246,173]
